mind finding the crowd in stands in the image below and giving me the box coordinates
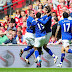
[0,0,72,45]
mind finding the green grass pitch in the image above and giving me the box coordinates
[0,68,72,72]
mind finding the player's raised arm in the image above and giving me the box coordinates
[42,12,51,20]
[38,16,52,24]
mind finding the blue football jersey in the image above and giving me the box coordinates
[38,15,52,33]
[35,21,46,38]
[26,16,36,33]
[58,18,72,40]
[31,16,50,38]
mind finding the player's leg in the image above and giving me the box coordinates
[43,32,58,63]
[24,48,35,64]
[57,46,65,67]
[63,40,72,53]
[34,47,42,63]
[23,38,35,63]
[34,37,45,67]
[24,47,42,64]
[34,47,42,67]
[19,46,33,57]
[43,44,58,63]
[65,46,72,53]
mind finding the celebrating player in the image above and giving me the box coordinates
[19,9,36,64]
[55,12,72,67]
[38,6,58,64]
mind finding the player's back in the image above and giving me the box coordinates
[35,20,46,38]
[45,19,51,33]
[59,18,72,40]
[26,16,35,33]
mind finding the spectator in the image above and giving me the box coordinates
[69,3,72,13]
[49,3,57,15]
[59,7,68,20]
[52,17,61,40]
[22,17,27,35]
[8,29,13,34]
[44,0,52,7]
[12,30,17,39]
[0,23,6,36]
[68,12,72,20]
[52,0,59,10]
[57,3,65,18]
[34,0,41,11]
[21,10,26,17]
[26,9,30,18]
[3,14,10,30]
[17,26,22,32]
[66,0,71,7]
[15,9,21,24]
[16,31,25,44]
[16,10,26,28]
[6,29,12,37]
[0,35,8,44]
[0,23,8,44]
[17,16,27,28]
[51,12,57,27]
[25,3,37,14]
[48,35,57,45]
[7,18,17,31]
[37,3,44,15]
[2,33,17,44]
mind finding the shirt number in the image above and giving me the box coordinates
[63,23,70,32]
[37,23,44,30]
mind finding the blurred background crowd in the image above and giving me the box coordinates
[0,0,72,45]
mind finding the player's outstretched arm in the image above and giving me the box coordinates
[42,12,52,20]
[38,16,52,24]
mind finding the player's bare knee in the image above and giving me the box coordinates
[61,46,65,53]
[65,47,69,53]
[34,47,37,50]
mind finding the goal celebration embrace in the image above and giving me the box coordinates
[0,0,72,70]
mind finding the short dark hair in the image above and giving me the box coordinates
[45,6,51,13]
[5,14,9,17]
[0,23,2,27]
[36,0,40,2]
[10,18,15,23]
[17,31,22,35]
[29,3,33,6]
[29,9,34,15]
[54,17,58,22]
[52,12,56,14]
[9,28,12,31]
[36,12,41,18]
[63,12,69,18]
[21,10,26,13]
[12,29,16,32]
[18,26,22,29]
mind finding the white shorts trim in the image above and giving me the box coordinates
[25,32,35,46]
[62,40,69,48]
[34,36,46,47]
[45,32,52,44]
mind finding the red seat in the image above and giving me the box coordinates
[16,0,23,8]
[12,0,18,10]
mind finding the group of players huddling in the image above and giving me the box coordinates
[19,6,72,68]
